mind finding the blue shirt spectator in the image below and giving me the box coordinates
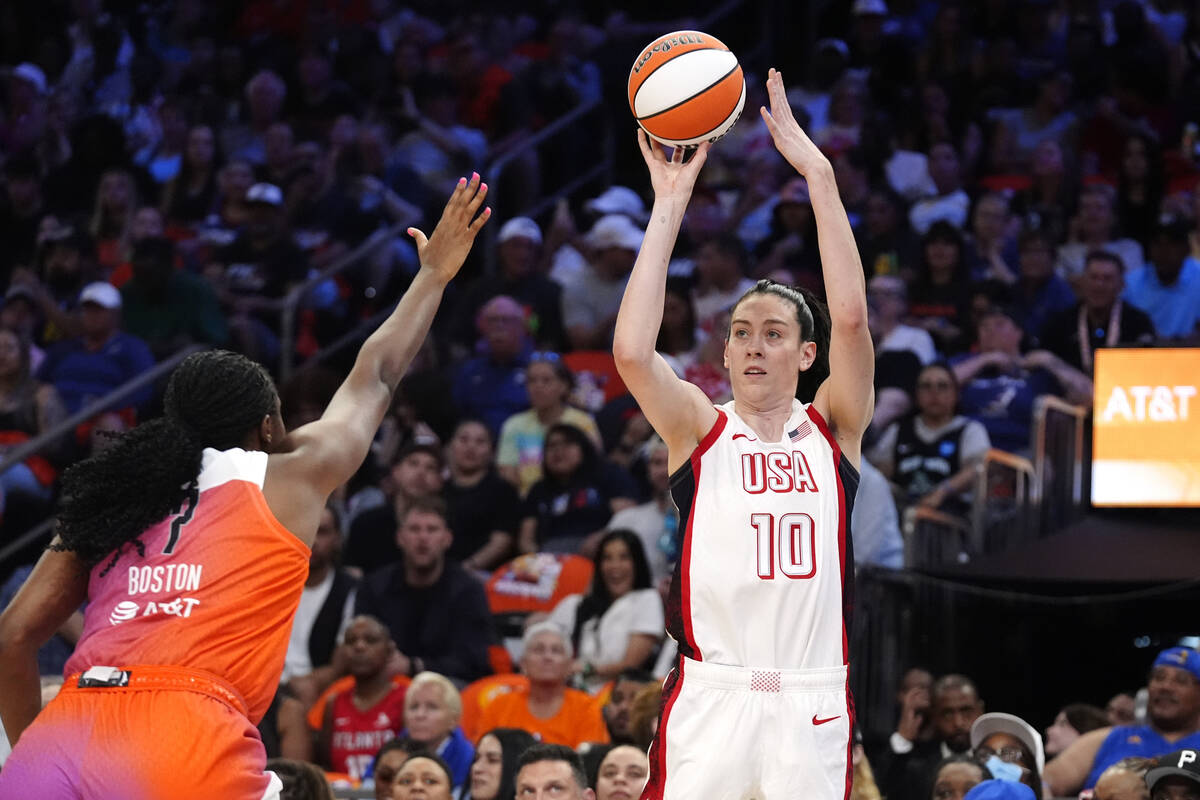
[453,295,531,434]
[36,283,156,414]
[1124,257,1200,340]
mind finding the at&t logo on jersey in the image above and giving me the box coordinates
[109,601,139,625]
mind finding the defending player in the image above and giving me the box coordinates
[0,175,491,799]
[613,69,873,800]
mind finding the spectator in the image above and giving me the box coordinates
[1046,647,1200,796]
[0,286,46,370]
[873,674,985,800]
[606,436,677,584]
[36,281,155,416]
[965,193,1019,284]
[869,275,938,366]
[1042,252,1157,374]
[453,295,531,436]
[1046,704,1110,759]
[316,616,409,782]
[283,503,358,705]
[393,752,456,800]
[1109,693,1138,728]
[108,206,168,288]
[547,530,664,694]
[88,168,138,271]
[464,728,538,800]
[369,740,410,800]
[517,423,637,555]
[1116,133,1164,248]
[401,671,474,793]
[120,237,229,358]
[206,182,310,364]
[602,670,655,746]
[476,623,609,749]
[690,234,755,335]
[1123,217,1200,340]
[0,153,46,278]
[392,76,488,199]
[1058,185,1146,288]
[628,682,662,749]
[1093,757,1151,800]
[222,70,288,165]
[453,217,566,353]
[161,124,220,227]
[930,755,991,800]
[27,222,100,343]
[952,305,1092,455]
[993,70,1078,169]
[962,780,1034,800]
[970,712,1045,800]
[265,758,336,800]
[755,179,821,292]
[497,354,601,496]
[444,419,522,572]
[594,745,649,800]
[0,327,67,518]
[355,496,495,685]
[290,47,360,141]
[1144,748,1200,800]
[655,277,701,374]
[858,185,919,281]
[852,458,904,568]
[908,222,972,354]
[563,215,642,351]
[873,362,993,513]
[345,442,444,569]
[1010,227,1076,340]
[909,142,971,235]
[1015,139,1076,247]
[515,743,597,800]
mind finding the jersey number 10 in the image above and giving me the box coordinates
[750,512,816,579]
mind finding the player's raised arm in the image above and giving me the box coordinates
[760,69,873,466]
[612,134,718,465]
[271,175,490,531]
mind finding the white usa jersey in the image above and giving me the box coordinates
[666,399,858,670]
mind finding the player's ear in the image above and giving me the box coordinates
[258,414,273,449]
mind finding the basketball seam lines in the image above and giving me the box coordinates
[633,50,733,118]
[688,83,746,141]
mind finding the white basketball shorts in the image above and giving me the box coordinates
[641,657,853,800]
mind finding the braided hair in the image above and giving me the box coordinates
[51,350,279,575]
[729,279,832,404]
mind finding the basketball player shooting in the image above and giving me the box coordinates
[613,69,873,800]
[0,176,490,799]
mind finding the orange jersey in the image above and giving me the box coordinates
[475,685,609,749]
[65,447,310,723]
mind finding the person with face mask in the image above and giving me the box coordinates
[969,712,1045,799]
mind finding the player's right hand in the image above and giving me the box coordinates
[408,173,491,285]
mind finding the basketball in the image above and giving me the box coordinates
[628,30,746,148]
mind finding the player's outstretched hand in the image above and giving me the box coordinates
[636,130,711,202]
[760,68,831,180]
[408,172,491,284]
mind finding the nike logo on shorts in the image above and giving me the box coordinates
[812,714,840,726]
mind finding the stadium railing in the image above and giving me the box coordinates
[278,223,404,382]
[970,448,1040,556]
[902,505,974,569]
[0,344,209,570]
[1032,395,1089,535]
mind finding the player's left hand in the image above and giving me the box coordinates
[760,68,831,179]
[409,173,491,285]
[637,130,711,202]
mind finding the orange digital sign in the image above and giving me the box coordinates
[1092,348,1200,506]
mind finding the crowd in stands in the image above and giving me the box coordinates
[2,0,1200,797]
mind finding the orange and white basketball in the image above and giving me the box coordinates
[628,30,746,148]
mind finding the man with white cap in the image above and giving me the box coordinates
[561,214,644,350]
[452,217,565,352]
[1145,748,1200,800]
[1047,647,1200,796]
[36,281,155,416]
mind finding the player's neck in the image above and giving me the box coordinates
[733,399,795,442]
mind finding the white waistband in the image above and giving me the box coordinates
[679,657,847,693]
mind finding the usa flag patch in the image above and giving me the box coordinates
[787,420,812,443]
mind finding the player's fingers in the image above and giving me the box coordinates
[468,206,493,233]
[671,144,684,164]
[689,140,712,169]
[760,106,780,138]
[466,181,488,215]
[407,227,429,250]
